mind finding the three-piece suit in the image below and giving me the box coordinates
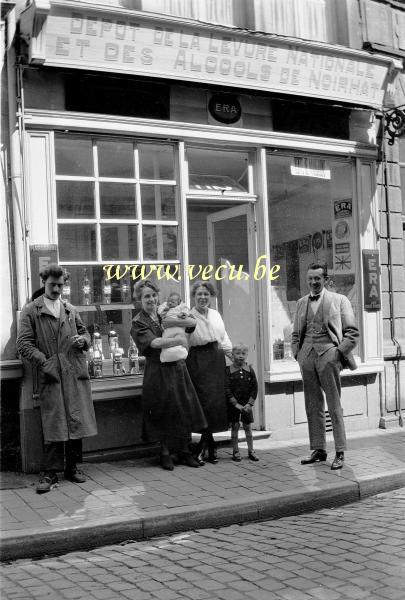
[291,289,359,452]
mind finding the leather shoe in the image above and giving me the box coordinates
[301,449,327,465]
[160,454,174,471]
[331,452,344,470]
[64,469,86,483]
[232,451,242,462]
[36,472,58,494]
[179,452,201,468]
[207,446,218,464]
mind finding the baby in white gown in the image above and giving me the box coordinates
[157,293,195,363]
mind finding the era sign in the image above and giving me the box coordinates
[362,249,381,311]
[208,93,242,124]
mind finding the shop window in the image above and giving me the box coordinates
[55,134,180,378]
[187,148,251,195]
[267,153,360,364]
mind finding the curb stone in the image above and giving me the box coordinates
[2,472,404,562]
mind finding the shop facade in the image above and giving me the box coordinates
[2,0,404,472]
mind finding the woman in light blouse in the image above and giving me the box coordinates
[131,281,207,471]
[186,280,232,464]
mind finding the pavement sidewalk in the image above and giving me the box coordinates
[1,428,404,562]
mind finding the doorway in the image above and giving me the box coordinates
[187,199,261,428]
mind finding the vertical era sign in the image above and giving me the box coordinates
[362,249,381,311]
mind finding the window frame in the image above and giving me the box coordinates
[53,133,180,266]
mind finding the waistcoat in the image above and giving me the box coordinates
[301,298,334,357]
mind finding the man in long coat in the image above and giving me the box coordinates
[17,264,97,493]
[291,262,358,471]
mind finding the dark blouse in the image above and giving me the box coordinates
[131,310,162,360]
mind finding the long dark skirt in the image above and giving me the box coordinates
[142,357,207,446]
[186,342,228,433]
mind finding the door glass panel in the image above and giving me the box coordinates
[100,183,137,218]
[56,181,95,218]
[212,215,249,313]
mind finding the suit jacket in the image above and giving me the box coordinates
[291,289,359,371]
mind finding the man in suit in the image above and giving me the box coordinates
[291,263,359,470]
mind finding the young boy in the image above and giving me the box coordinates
[226,343,259,462]
[157,292,195,363]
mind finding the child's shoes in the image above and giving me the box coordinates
[232,451,242,462]
[248,451,259,462]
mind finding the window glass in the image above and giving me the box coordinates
[55,136,93,176]
[55,136,179,378]
[140,185,176,220]
[98,140,134,178]
[187,148,249,193]
[58,224,97,261]
[138,144,174,180]
[56,181,95,218]
[101,224,138,261]
[142,225,178,260]
[100,183,137,219]
[267,153,358,363]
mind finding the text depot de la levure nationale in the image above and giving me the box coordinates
[103,256,281,282]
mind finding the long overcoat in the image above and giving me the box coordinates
[16,296,97,442]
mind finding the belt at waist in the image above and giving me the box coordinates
[189,341,219,351]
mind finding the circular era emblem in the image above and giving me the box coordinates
[208,94,242,124]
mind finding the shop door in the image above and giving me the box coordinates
[207,204,262,428]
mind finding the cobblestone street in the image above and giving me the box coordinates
[1,487,404,600]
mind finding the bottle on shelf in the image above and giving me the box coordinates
[128,336,140,374]
[102,275,112,305]
[88,325,104,378]
[61,277,71,303]
[81,269,92,306]
[120,277,131,304]
[108,321,118,355]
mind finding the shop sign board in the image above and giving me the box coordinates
[26,5,393,109]
[362,249,381,311]
[30,244,58,293]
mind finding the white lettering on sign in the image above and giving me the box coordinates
[42,7,390,108]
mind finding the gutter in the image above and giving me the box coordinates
[6,6,29,310]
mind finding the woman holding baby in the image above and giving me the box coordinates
[131,281,207,471]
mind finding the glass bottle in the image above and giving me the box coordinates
[128,336,139,374]
[108,321,118,354]
[92,325,103,378]
[102,275,112,305]
[120,277,131,304]
[62,278,71,302]
[81,269,92,305]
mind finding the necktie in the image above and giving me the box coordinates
[309,294,320,302]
